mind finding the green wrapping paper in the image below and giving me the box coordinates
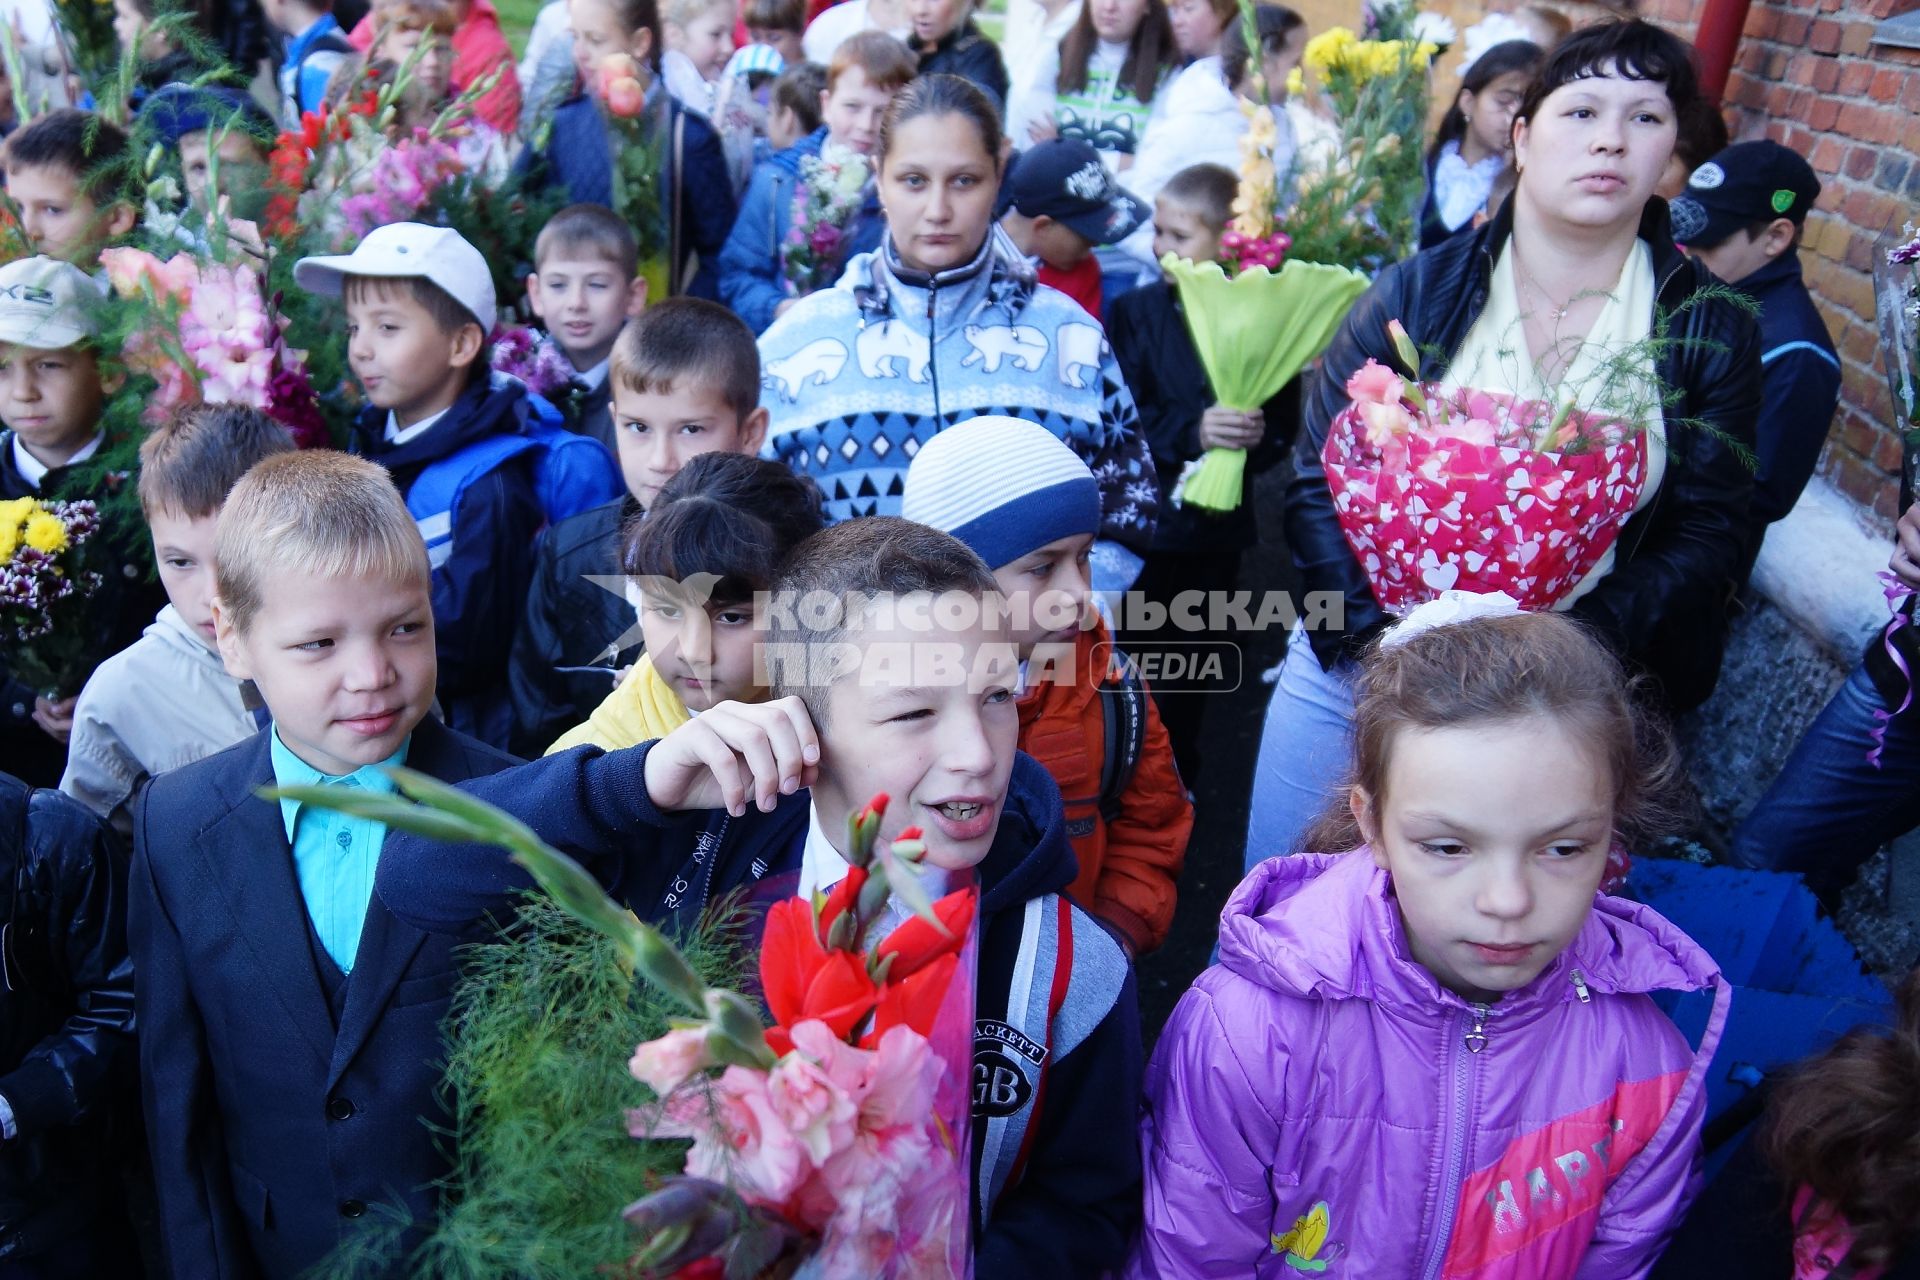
[1162,253,1371,511]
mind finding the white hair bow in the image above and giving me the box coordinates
[1380,590,1526,649]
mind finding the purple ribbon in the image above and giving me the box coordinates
[1869,569,1917,769]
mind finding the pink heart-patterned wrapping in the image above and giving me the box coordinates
[1322,393,1651,615]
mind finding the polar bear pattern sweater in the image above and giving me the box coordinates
[757,229,1159,549]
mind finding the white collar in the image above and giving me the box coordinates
[577,356,611,391]
[10,431,103,488]
[384,405,451,446]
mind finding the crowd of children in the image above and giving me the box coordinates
[0,0,1913,1275]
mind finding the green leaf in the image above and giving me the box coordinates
[256,785,488,846]
[879,843,941,930]
[385,766,554,861]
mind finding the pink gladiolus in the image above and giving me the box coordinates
[654,1065,812,1206]
[628,1026,713,1095]
[1358,399,1414,447]
[764,1044,860,1166]
[1444,417,1499,448]
[1346,359,1405,407]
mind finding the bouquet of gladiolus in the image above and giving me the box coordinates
[0,497,104,697]
[781,142,872,296]
[270,774,976,1280]
[98,247,328,446]
[1322,320,1651,613]
[595,52,672,300]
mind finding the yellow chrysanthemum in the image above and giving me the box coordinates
[22,511,67,555]
[1301,26,1356,76]
[1285,67,1304,97]
[0,524,16,564]
[0,495,33,534]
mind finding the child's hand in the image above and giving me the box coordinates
[642,697,821,817]
[1198,406,1264,451]
[32,695,75,743]
[1893,503,1920,591]
[1027,116,1060,145]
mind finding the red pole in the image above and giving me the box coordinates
[1694,0,1755,104]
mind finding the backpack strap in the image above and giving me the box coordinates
[1096,646,1148,823]
[405,435,542,570]
[669,107,687,296]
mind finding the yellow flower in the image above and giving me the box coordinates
[1302,26,1356,76]
[1286,67,1304,98]
[23,511,67,555]
[0,523,15,564]
[0,496,32,534]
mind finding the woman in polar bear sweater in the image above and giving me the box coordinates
[756,73,1160,561]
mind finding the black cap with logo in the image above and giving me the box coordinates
[1669,139,1821,249]
[1002,140,1151,247]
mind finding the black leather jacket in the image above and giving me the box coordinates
[1286,197,1762,712]
[0,774,136,1257]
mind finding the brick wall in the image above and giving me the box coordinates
[1294,0,1918,522]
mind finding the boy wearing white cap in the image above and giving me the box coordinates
[295,222,620,746]
[0,256,165,788]
[902,415,1191,956]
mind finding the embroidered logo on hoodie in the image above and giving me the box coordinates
[1272,1201,1342,1271]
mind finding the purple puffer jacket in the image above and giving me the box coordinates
[1128,851,1729,1280]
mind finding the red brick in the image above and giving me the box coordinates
[1778,12,1813,43]
[1840,60,1875,96]
[1842,19,1877,56]
[1810,18,1844,52]
[1841,321,1882,367]
[1811,58,1842,94]
[1874,429,1907,474]
[1847,144,1880,181]
[1873,68,1910,102]
[1811,136,1847,175]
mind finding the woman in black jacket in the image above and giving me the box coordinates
[910,0,1009,113]
[1244,19,1761,866]
[0,773,138,1274]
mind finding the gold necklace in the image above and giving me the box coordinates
[1511,238,1583,325]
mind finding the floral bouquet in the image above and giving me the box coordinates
[1322,320,1650,613]
[490,325,579,401]
[1160,0,1370,513]
[272,776,976,1279]
[594,52,672,301]
[98,246,328,446]
[781,143,872,297]
[0,497,105,697]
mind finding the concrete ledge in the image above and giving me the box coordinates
[1750,477,1893,662]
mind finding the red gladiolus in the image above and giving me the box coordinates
[874,887,974,981]
[895,825,924,842]
[816,865,867,946]
[760,898,879,1054]
[865,952,958,1047]
[858,793,890,825]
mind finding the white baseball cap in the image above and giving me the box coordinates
[294,222,496,329]
[0,255,100,349]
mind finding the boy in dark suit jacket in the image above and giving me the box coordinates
[128,452,518,1279]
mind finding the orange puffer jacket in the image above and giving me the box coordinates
[1015,618,1193,954]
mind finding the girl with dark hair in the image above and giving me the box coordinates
[1245,19,1762,865]
[1004,0,1176,167]
[1133,605,1727,1276]
[757,74,1159,575]
[1417,37,1544,249]
[529,0,739,298]
[547,451,825,751]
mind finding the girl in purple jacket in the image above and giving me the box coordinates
[1130,599,1729,1279]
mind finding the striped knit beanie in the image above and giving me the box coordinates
[900,417,1101,568]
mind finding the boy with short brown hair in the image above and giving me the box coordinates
[525,202,644,452]
[3,109,136,264]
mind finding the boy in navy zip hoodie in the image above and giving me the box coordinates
[296,223,608,746]
[377,516,1142,1276]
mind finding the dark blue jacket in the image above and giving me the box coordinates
[128,716,518,1280]
[535,91,739,301]
[351,378,548,746]
[917,23,1010,116]
[1733,251,1841,536]
[376,743,1142,1275]
[719,129,885,333]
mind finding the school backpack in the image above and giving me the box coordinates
[404,380,625,571]
[1094,644,1150,822]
